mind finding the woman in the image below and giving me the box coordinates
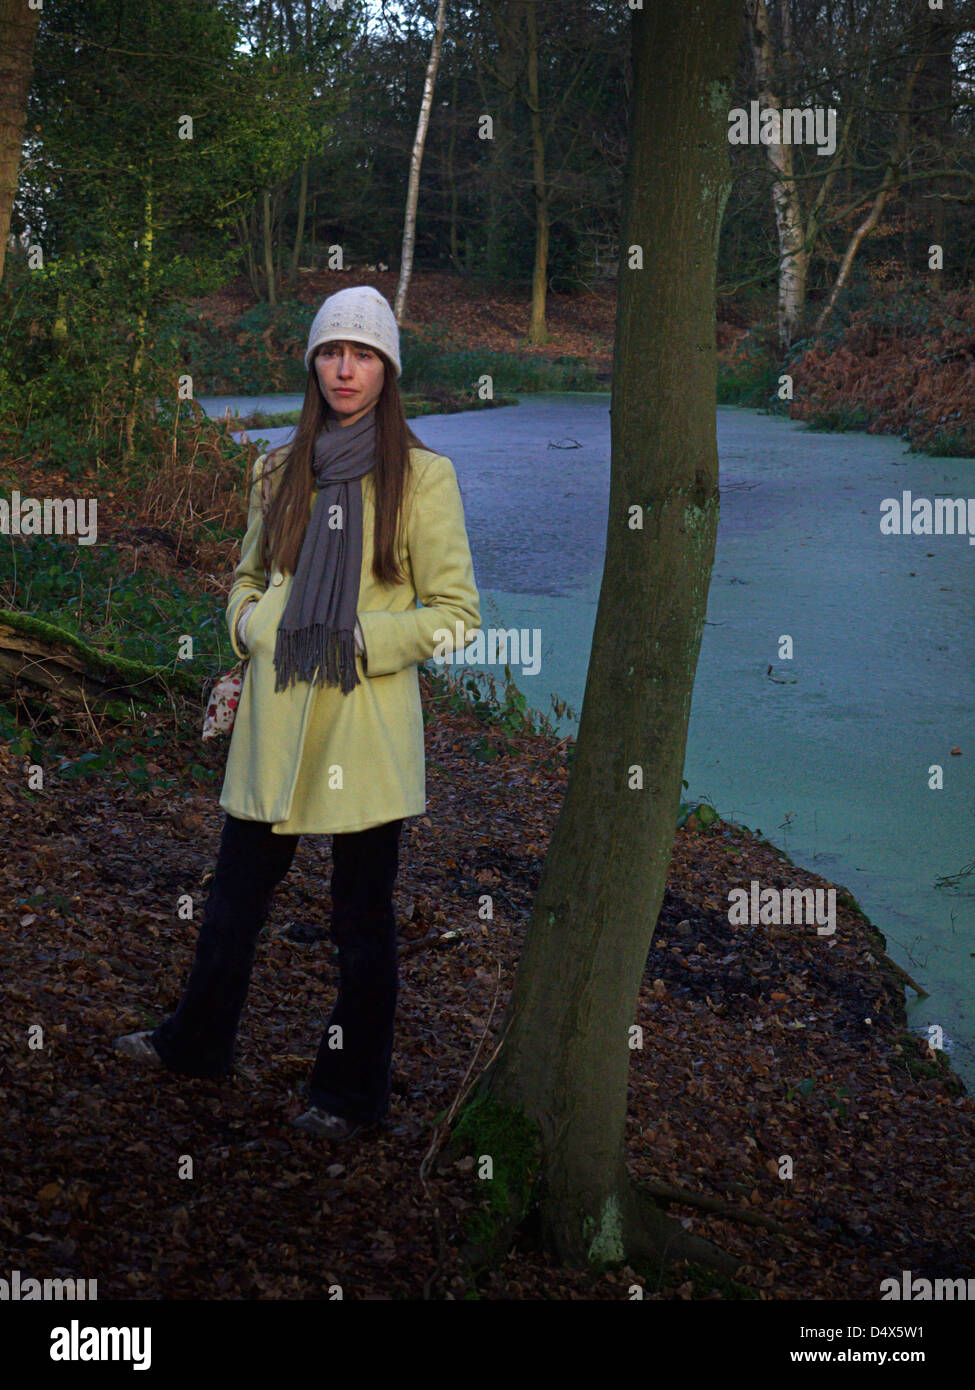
[116,286,481,1142]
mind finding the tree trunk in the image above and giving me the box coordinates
[461,0,743,1273]
[262,186,276,305]
[814,55,924,334]
[445,63,461,272]
[394,0,448,322]
[239,212,260,299]
[746,0,807,349]
[480,2,521,281]
[911,0,954,290]
[0,0,41,284]
[525,0,550,346]
[124,171,154,460]
[778,0,795,107]
[274,185,285,295]
[290,154,309,286]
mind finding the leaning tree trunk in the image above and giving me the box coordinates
[814,54,924,334]
[394,0,448,322]
[463,0,743,1271]
[0,0,41,284]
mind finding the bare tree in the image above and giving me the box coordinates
[815,51,925,333]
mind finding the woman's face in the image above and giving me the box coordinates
[314,340,386,426]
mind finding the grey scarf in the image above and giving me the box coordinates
[272,406,376,695]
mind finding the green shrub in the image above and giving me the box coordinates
[0,537,230,674]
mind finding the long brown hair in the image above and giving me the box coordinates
[261,346,425,586]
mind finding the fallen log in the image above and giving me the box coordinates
[0,607,201,710]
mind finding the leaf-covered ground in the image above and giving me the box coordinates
[2,686,972,1301]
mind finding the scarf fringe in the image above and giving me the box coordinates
[273,624,360,695]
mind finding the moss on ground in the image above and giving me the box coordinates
[894,1032,966,1096]
[448,1088,542,1265]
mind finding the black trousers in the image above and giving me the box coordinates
[150,812,403,1124]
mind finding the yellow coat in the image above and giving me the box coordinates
[219,446,481,835]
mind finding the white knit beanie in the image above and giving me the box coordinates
[304,286,402,377]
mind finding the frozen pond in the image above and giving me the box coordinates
[201,391,975,1086]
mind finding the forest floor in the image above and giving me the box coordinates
[1,653,973,1300]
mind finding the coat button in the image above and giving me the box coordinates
[272,573,284,586]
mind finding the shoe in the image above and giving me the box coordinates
[291,1107,375,1142]
[115,1031,163,1067]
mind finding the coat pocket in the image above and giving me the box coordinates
[243,584,280,652]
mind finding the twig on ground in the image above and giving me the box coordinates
[398,929,464,960]
[419,959,509,1301]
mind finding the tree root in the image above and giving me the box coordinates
[641,1179,818,1242]
[621,1182,743,1277]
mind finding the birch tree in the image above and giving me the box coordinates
[746,0,808,349]
[394,0,448,322]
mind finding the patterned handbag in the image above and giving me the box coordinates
[202,454,274,741]
[201,662,246,740]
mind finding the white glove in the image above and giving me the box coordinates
[236,599,259,653]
